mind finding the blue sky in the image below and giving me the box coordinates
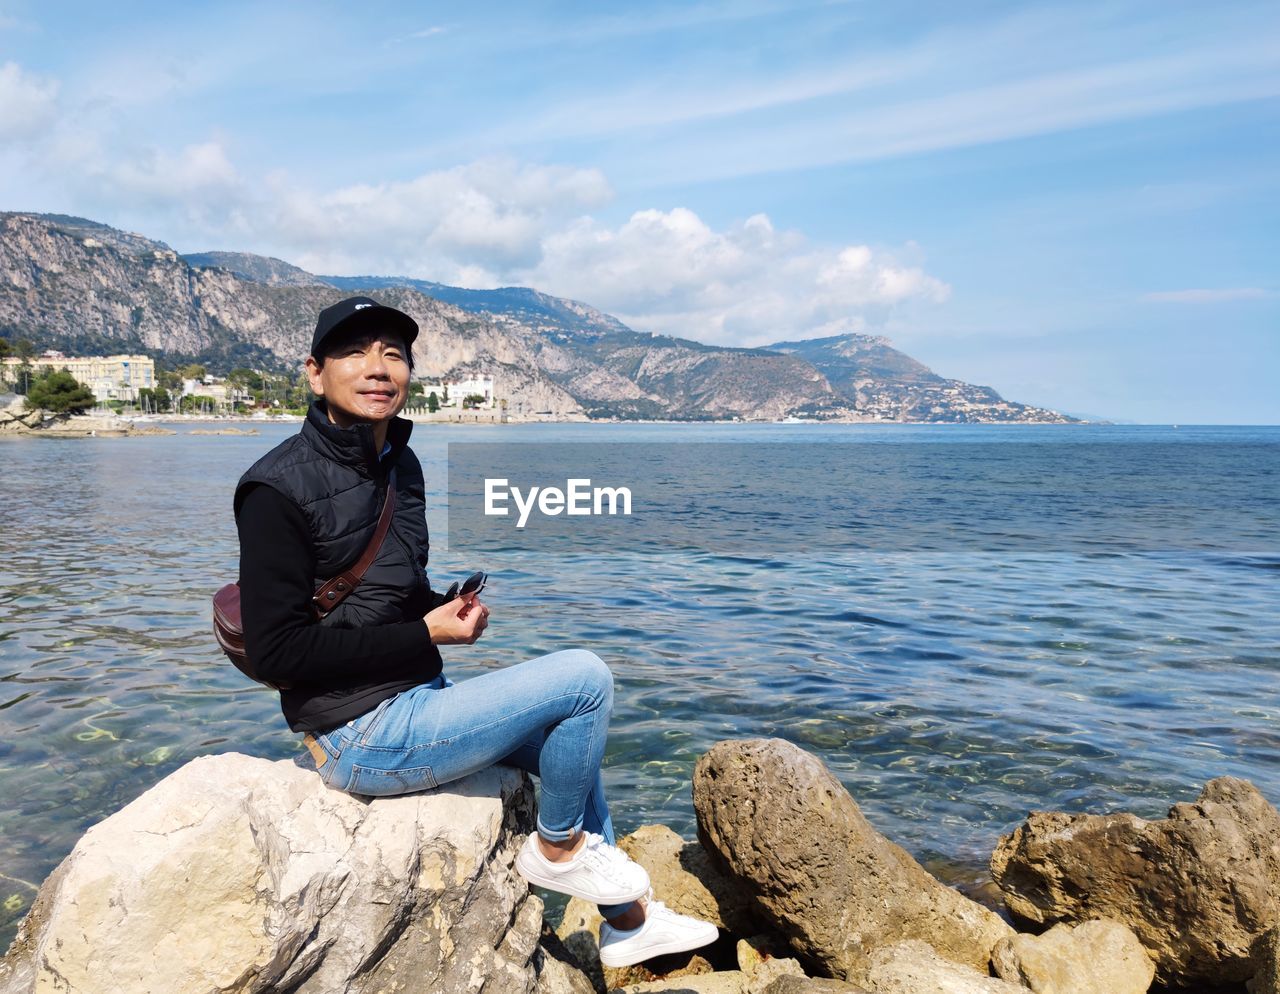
[1,1,1276,422]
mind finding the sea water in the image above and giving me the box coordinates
[0,422,1276,947]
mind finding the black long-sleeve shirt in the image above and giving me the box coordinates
[237,483,440,729]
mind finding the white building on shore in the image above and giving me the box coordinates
[180,376,252,407]
[417,375,495,409]
[0,351,155,401]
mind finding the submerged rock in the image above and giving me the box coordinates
[692,738,1012,986]
[991,776,1280,987]
[0,752,586,994]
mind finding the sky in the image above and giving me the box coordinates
[1,1,1277,423]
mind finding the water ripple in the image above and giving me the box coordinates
[1,424,1278,948]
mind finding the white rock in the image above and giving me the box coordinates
[0,752,562,994]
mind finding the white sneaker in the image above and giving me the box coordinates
[598,889,719,968]
[515,831,650,904]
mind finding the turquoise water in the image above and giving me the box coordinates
[1,422,1277,949]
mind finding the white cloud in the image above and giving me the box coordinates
[265,159,612,277]
[99,140,241,203]
[386,25,448,45]
[473,5,1280,187]
[0,61,58,139]
[525,207,949,346]
[0,60,245,233]
[599,38,1280,187]
[98,147,947,344]
[175,158,946,347]
[0,58,946,349]
[1143,288,1272,303]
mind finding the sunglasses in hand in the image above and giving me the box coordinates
[442,570,487,603]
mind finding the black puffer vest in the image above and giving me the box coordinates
[234,399,442,728]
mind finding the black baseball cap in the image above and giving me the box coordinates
[310,296,419,358]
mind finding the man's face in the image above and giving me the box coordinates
[305,328,411,428]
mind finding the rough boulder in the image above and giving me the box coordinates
[0,752,585,994]
[692,738,1012,986]
[991,776,1280,987]
[989,919,1154,994]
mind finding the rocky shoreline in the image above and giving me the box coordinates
[2,738,1276,993]
[0,400,175,438]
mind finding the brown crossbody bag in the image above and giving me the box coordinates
[213,476,398,690]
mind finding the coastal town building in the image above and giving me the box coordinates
[180,376,253,407]
[0,351,155,401]
[417,375,496,408]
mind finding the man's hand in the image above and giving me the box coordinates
[424,595,490,645]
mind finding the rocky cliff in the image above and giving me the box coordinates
[767,334,1071,424]
[0,212,1078,422]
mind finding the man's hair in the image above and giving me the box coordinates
[312,326,415,373]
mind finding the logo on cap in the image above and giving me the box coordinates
[354,303,372,310]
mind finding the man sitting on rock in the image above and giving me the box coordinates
[233,295,717,968]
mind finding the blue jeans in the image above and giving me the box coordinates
[308,648,635,918]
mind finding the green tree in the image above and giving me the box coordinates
[138,386,172,413]
[12,361,33,395]
[180,363,207,381]
[180,394,217,414]
[462,393,486,409]
[228,367,264,392]
[25,369,95,414]
[0,338,10,359]
[12,339,36,360]
[427,391,439,413]
[285,371,312,409]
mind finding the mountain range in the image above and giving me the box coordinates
[1,212,1078,422]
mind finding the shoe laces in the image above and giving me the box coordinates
[641,886,688,926]
[578,832,636,876]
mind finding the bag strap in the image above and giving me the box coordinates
[311,471,397,618]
